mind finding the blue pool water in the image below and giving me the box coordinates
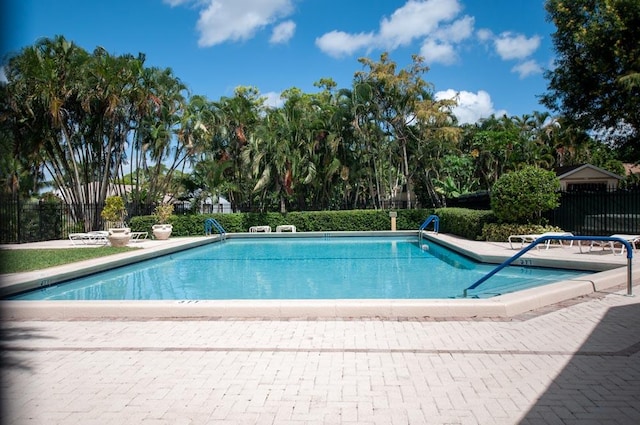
[10,236,590,300]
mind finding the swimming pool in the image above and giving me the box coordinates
[9,235,591,301]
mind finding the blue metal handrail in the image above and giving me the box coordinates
[463,235,634,297]
[204,218,226,236]
[419,215,439,233]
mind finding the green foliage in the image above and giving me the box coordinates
[434,208,496,240]
[153,203,174,224]
[490,167,560,224]
[101,196,126,223]
[481,223,566,242]
[129,215,155,233]
[131,209,438,235]
[542,0,640,159]
[395,209,435,230]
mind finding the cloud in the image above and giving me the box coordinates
[476,28,493,43]
[270,20,296,44]
[420,39,456,65]
[378,0,461,48]
[167,0,296,47]
[262,91,285,108]
[511,59,542,79]
[476,29,543,78]
[315,31,376,58]
[493,32,541,60]
[316,0,473,60]
[435,89,507,124]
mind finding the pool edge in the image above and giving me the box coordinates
[1,231,635,320]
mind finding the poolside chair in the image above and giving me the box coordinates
[276,225,296,233]
[249,225,271,233]
[508,231,574,250]
[68,231,109,246]
[586,234,640,256]
[129,231,149,242]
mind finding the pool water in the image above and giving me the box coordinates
[9,236,590,300]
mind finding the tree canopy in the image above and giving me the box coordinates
[541,0,640,160]
[0,34,636,224]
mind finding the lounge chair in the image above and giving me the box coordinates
[69,231,109,246]
[249,225,272,233]
[508,231,574,250]
[586,234,640,256]
[129,231,149,242]
[276,225,296,233]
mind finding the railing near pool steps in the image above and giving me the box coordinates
[463,235,634,298]
[418,215,439,245]
[204,218,226,238]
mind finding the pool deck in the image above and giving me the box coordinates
[1,233,639,424]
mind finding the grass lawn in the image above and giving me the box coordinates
[0,247,139,274]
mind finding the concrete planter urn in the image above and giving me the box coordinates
[108,228,131,247]
[152,224,173,240]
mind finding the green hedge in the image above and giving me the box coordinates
[130,208,499,239]
[130,209,436,235]
[434,208,496,240]
[481,223,566,242]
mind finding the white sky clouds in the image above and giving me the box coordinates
[478,30,543,78]
[315,31,376,58]
[171,0,296,47]
[316,0,470,62]
[262,91,285,108]
[435,89,507,124]
[163,0,547,123]
[270,20,296,44]
[512,59,542,79]
[493,32,541,60]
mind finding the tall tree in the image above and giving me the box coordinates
[354,53,459,208]
[541,0,640,160]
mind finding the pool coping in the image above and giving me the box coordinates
[1,231,636,319]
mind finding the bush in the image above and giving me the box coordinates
[130,208,487,238]
[434,208,496,240]
[490,166,560,224]
[481,223,565,242]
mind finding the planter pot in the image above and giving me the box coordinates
[152,224,173,240]
[108,228,131,247]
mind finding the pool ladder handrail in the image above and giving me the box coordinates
[204,218,227,238]
[463,235,634,298]
[418,215,439,244]
[419,215,440,233]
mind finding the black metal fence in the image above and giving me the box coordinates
[1,188,639,243]
[545,189,640,235]
[0,200,157,244]
[447,188,640,235]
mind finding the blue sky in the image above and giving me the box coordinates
[3,0,555,124]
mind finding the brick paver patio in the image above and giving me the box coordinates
[2,287,639,424]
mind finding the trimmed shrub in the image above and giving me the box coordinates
[490,166,560,224]
[434,208,496,240]
[481,223,566,242]
[131,208,488,238]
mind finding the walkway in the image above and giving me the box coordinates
[2,290,639,424]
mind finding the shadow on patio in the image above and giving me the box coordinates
[519,299,640,424]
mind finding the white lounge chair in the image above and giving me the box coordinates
[69,231,109,246]
[508,231,574,250]
[276,225,296,233]
[249,225,271,233]
[129,231,149,242]
[586,234,640,256]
